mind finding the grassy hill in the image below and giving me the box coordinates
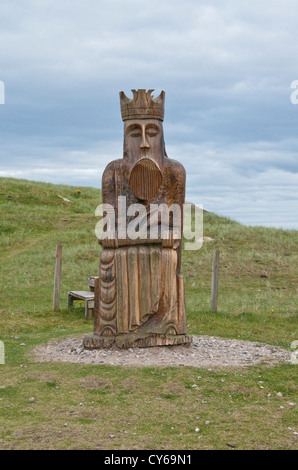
[0,177,297,450]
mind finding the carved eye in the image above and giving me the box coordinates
[146,129,159,137]
[128,125,142,137]
[130,130,142,137]
[146,127,159,137]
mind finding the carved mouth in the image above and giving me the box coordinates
[129,158,162,201]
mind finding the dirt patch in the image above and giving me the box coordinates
[78,376,111,389]
[32,335,291,369]
[119,377,141,389]
[27,372,57,382]
[162,382,186,394]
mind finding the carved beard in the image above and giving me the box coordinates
[129,158,163,200]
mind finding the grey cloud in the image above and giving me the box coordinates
[0,0,298,229]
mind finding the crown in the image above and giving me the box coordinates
[119,89,165,121]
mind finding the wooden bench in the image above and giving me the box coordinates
[67,277,98,319]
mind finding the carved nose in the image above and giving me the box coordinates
[140,140,150,149]
[140,128,150,149]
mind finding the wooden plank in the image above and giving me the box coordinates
[116,249,129,334]
[67,292,74,308]
[93,276,100,332]
[87,276,99,292]
[211,250,220,312]
[53,245,62,311]
[68,291,94,300]
[85,300,94,320]
[177,274,186,332]
[87,276,99,287]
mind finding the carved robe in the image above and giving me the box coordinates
[94,158,187,345]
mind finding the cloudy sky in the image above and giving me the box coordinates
[0,0,298,228]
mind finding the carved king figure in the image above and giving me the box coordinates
[83,89,192,349]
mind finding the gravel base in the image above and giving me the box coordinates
[32,335,291,369]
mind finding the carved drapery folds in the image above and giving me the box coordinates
[97,249,117,337]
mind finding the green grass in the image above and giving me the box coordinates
[0,177,297,450]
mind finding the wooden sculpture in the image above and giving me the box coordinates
[83,89,192,349]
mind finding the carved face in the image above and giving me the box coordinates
[123,119,165,167]
[123,119,165,200]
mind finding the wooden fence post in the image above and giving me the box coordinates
[53,244,62,311]
[211,250,220,312]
